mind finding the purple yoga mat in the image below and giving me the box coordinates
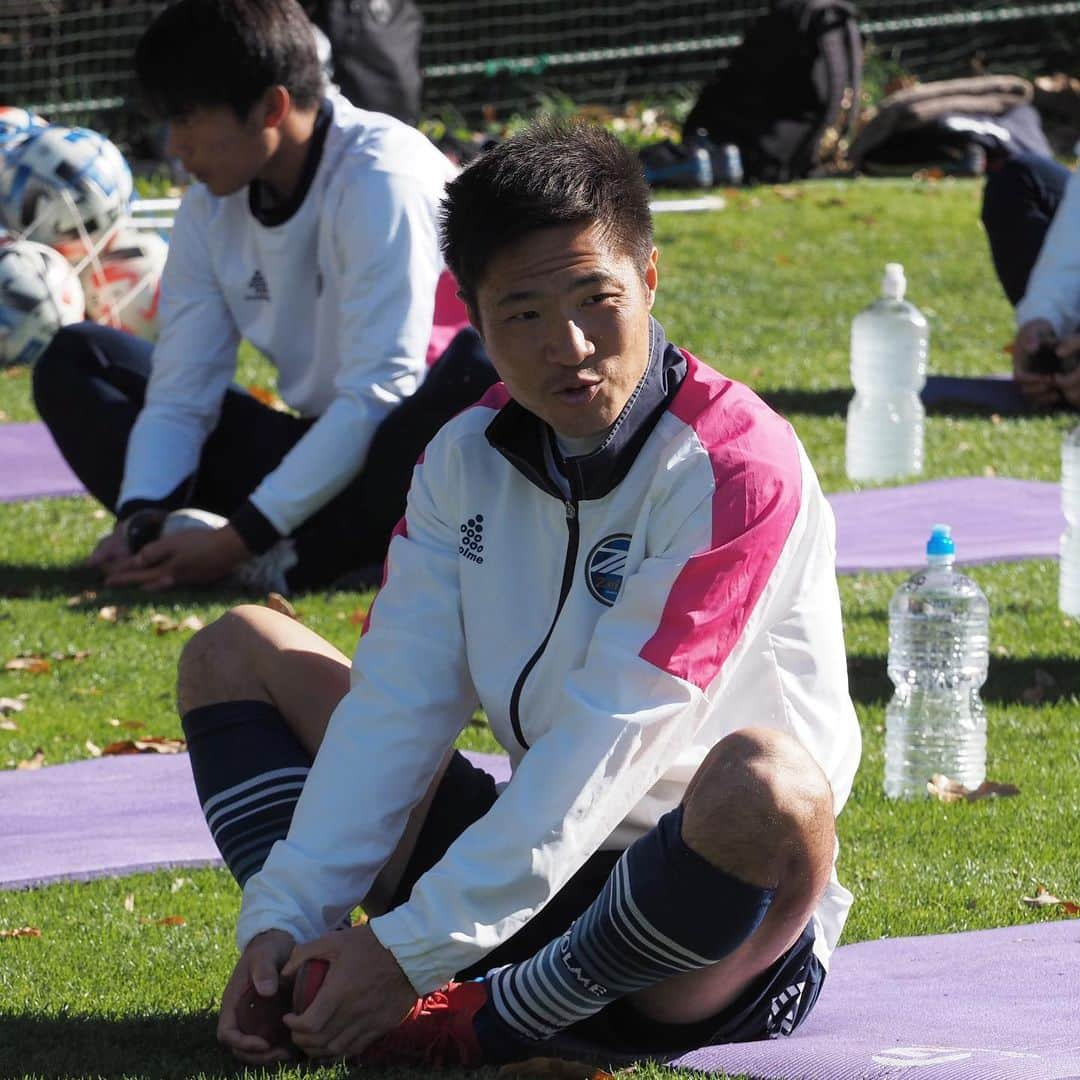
[0,421,84,501]
[830,477,1063,573]
[666,920,1080,1079]
[0,750,510,890]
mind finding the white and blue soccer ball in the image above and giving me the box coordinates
[0,239,85,367]
[0,106,47,149]
[0,125,132,259]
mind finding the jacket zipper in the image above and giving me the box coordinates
[508,499,580,749]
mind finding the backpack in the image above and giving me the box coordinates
[304,0,424,126]
[683,0,863,184]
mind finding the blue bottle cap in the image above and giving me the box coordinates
[926,524,955,557]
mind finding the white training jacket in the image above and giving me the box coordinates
[118,94,456,540]
[237,325,862,994]
[1016,163,1080,338]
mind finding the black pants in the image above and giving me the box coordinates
[32,322,498,590]
[981,153,1072,307]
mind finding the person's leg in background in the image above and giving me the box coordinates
[32,318,311,522]
[287,327,498,589]
[33,321,157,510]
[981,153,1072,306]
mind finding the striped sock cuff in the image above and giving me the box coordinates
[182,700,311,887]
[488,806,775,1041]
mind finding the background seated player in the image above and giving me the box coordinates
[177,120,862,1068]
[982,154,1080,409]
[32,0,495,593]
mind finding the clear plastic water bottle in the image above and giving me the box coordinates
[883,525,989,799]
[845,263,929,482]
[1060,425,1080,616]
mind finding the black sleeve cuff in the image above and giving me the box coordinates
[116,498,169,522]
[230,499,284,555]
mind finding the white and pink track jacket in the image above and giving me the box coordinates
[237,320,862,995]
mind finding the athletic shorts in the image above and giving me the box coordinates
[387,750,826,1057]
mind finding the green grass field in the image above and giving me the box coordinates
[1,177,1078,1079]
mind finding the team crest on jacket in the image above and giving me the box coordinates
[585,533,631,606]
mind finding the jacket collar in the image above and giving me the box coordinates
[485,317,688,501]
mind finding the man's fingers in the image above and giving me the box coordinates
[103,566,173,588]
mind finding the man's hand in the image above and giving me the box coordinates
[85,525,130,572]
[218,929,297,1065]
[103,524,250,590]
[1013,318,1064,409]
[282,923,418,1060]
[1054,333,1080,408]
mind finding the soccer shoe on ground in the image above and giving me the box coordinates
[137,507,298,594]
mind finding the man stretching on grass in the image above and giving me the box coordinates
[33,0,494,594]
[178,120,862,1068]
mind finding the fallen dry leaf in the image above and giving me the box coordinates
[85,739,102,758]
[4,656,50,674]
[498,1060,614,1079]
[51,649,90,663]
[348,609,366,626]
[1021,885,1080,915]
[170,877,189,893]
[246,385,288,411]
[108,719,145,731]
[0,926,41,939]
[140,914,186,927]
[927,775,1020,803]
[0,697,26,716]
[16,749,45,770]
[149,611,204,635]
[266,592,298,619]
[101,737,186,756]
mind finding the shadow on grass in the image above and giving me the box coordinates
[847,653,1080,706]
[760,384,1035,420]
[3,1012,466,1078]
[759,386,850,418]
[1,1012,244,1078]
[0,563,380,603]
[0,563,253,607]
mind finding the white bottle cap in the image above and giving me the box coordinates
[882,262,906,300]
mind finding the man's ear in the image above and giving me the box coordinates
[256,85,291,131]
[644,246,659,309]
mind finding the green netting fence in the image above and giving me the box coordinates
[2,1,1078,146]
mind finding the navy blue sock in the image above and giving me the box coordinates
[485,805,775,1042]
[182,700,311,887]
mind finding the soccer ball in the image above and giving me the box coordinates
[81,228,168,341]
[0,239,85,366]
[0,106,47,149]
[0,125,132,259]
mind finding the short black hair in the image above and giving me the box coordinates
[440,119,654,309]
[135,0,324,121]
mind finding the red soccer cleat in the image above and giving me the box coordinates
[357,979,490,1068]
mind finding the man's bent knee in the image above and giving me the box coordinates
[681,728,835,890]
[176,604,281,715]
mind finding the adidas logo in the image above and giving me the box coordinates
[458,513,485,564]
[246,269,271,301]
